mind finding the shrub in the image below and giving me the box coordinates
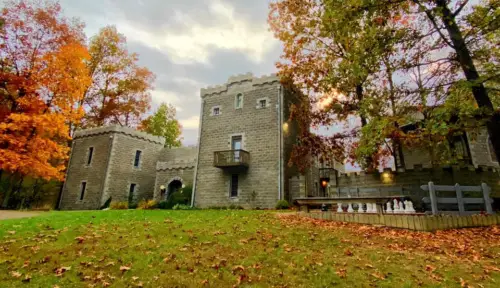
[228,204,244,210]
[275,200,290,210]
[110,202,129,210]
[172,204,193,210]
[158,190,192,209]
[138,200,158,210]
[100,197,112,210]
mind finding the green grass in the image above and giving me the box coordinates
[0,210,499,287]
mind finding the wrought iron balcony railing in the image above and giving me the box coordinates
[214,150,250,168]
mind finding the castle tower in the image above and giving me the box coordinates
[59,126,165,210]
[192,73,300,208]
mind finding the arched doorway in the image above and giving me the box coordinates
[167,180,183,197]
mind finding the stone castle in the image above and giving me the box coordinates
[60,73,301,210]
[59,73,500,210]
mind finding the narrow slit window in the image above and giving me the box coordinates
[134,150,142,167]
[235,94,243,109]
[87,147,94,165]
[230,174,239,197]
[80,182,87,201]
[129,183,136,204]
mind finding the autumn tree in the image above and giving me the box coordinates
[78,26,154,130]
[269,0,500,170]
[140,103,182,148]
[0,0,91,206]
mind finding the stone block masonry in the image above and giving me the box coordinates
[60,126,165,210]
[194,73,300,209]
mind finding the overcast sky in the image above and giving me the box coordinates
[59,0,280,146]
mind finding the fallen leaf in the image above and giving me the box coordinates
[120,265,131,272]
[460,278,469,288]
[425,265,436,272]
[344,249,353,256]
[200,279,209,285]
[336,268,347,278]
[232,265,245,274]
[11,271,22,278]
[132,276,139,281]
[22,275,31,282]
[371,272,386,280]
[55,266,71,276]
[8,231,15,235]
[75,236,85,244]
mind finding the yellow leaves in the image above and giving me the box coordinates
[120,265,131,272]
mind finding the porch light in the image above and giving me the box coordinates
[321,180,328,187]
[160,185,166,190]
[282,122,289,134]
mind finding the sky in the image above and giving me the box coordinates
[58,0,281,146]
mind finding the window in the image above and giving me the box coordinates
[235,93,243,109]
[212,107,220,116]
[259,99,267,108]
[79,182,87,201]
[128,183,136,204]
[87,147,94,165]
[134,150,142,167]
[230,174,238,197]
[451,135,471,164]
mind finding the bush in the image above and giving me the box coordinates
[172,204,193,210]
[228,204,244,210]
[138,200,158,210]
[275,200,290,210]
[158,190,192,209]
[110,202,129,210]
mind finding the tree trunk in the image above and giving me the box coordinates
[434,0,500,163]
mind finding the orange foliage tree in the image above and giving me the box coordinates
[78,26,154,130]
[0,0,91,184]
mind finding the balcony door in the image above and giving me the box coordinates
[231,136,242,162]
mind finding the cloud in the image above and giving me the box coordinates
[180,116,200,130]
[58,0,281,146]
[114,0,277,65]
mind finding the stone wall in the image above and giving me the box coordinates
[336,167,500,196]
[60,126,165,210]
[194,74,282,209]
[154,167,194,201]
[103,133,164,204]
[60,134,112,210]
[402,128,499,170]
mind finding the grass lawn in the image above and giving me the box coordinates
[0,210,499,287]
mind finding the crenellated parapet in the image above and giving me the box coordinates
[156,160,196,171]
[73,125,165,145]
[200,73,280,98]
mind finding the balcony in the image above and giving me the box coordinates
[214,150,250,169]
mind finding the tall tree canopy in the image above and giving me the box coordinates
[79,26,154,130]
[0,0,91,181]
[269,0,500,170]
[140,103,182,148]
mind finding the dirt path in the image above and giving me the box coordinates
[0,210,42,220]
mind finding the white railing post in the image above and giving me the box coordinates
[481,183,493,215]
[428,181,438,215]
[455,183,465,215]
